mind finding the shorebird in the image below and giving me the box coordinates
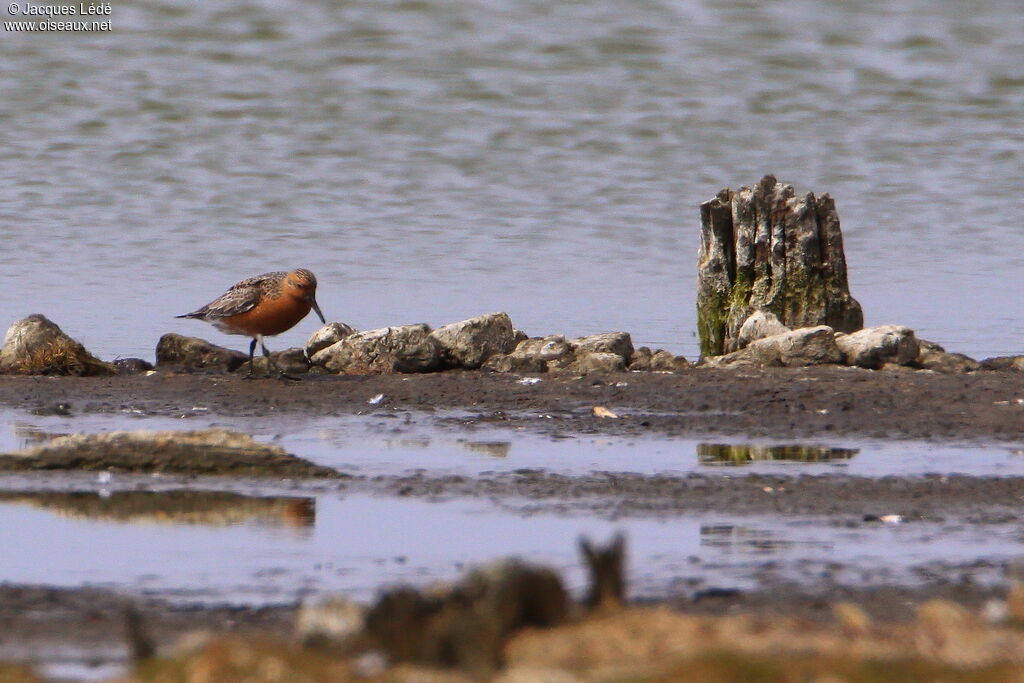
[176,268,326,378]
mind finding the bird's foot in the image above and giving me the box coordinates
[275,372,302,382]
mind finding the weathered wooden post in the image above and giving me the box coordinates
[696,175,864,357]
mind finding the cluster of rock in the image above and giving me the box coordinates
[705,311,981,373]
[0,311,1016,378]
[155,311,690,376]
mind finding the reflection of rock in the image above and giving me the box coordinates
[0,490,316,527]
[0,315,116,376]
[311,324,442,374]
[430,312,518,369]
[705,326,842,368]
[0,429,339,477]
[155,333,249,372]
[457,440,512,458]
[697,443,859,465]
[834,325,919,369]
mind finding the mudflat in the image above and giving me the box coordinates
[3,367,1024,679]
[1,366,1023,441]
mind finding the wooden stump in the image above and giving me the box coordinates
[696,175,864,357]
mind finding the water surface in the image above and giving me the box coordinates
[1,0,1022,360]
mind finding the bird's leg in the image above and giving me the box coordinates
[260,336,300,381]
[242,338,258,380]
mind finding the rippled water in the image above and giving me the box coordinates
[1,0,1022,361]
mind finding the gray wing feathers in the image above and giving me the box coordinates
[178,271,285,320]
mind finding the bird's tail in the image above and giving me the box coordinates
[175,312,200,319]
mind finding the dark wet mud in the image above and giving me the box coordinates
[1,366,1023,441]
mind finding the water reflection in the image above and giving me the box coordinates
[456,439,511,458]
[700,524,833,555]
[698,444,858,466]
[10,423,68,450]
[0,490,315,529]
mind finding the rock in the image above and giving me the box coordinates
[0,429,340,477]
[697,176,864,356]
[155,333,249,372]
[980,356,1024,372]
[0,315,116,376]
[736,310,790,349]
[568,352,626,374]
[512,329,529,345]
[568,332,634,363]
[430,312,517,369]
[113,358,154,375]
[707,326,842,368]
[304,322,357,359]
[481,353,548,374]
[834,325,919,369]
[244,347,310,376]
[916,340,980,374]
[311,324,442,374]
[481,335,575,374]
[628,347,690,372]
[295,595,366,647]
[516,335,574,363]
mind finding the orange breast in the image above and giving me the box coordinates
[221,295,312,337]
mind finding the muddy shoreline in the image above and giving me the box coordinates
[3,368,1024,679]
[2,367,1024,441]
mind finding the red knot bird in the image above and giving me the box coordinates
[177,268,326,378]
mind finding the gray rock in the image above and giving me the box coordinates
[628,347,690,372]
[736,310,791,349]
[916,340,980,374]
[707,326,842,368]
[481,353,548,374]
[568,332,634,363]
[480,335,573,374]
[515,335,574,363]
[834,325,919,369]
[430,312,517,369]
[113,358,154,375]
[697,176,863,356]
[312,324,442,374]
[156,333,249,372]
[980,356,1024,372]
[245,347,311,376]
[0,315,116,376]
[568,351,627,374]
[512,329,529,345]
[0,429,339,477]
[305,322,357,359]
